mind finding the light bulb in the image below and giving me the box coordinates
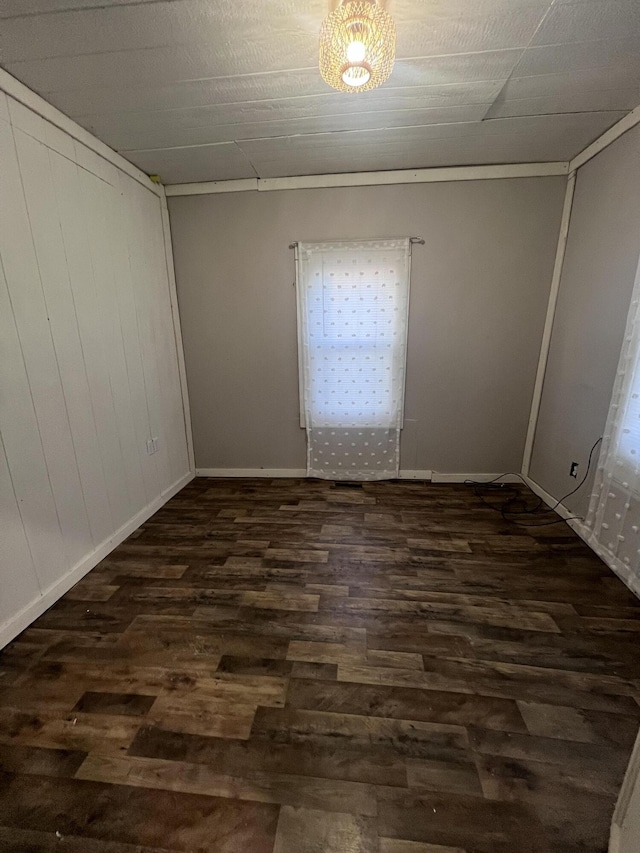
[342,66,371,87]
[346,40,366,63]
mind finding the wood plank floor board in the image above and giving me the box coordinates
[0,773,279,851]
[0,826,179,853]
[127,722,410,787]
[1,477,638,852]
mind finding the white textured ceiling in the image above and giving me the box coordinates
[1,0,639,184]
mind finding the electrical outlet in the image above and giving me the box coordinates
[146,439,155,455]
[152,437,159,453]
[569,461,579,478]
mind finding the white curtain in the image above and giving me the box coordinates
[295,238,411,480]
[585,252,640,595]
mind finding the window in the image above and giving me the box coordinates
[295,239,411,480]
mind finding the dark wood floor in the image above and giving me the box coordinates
[1,478,639,853]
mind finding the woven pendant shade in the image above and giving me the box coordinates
[319,0,396,93]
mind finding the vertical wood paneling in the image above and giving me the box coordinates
[146,195,190,488]
[107,173,159,506]
[123,182,171,490]
[0,435,39,627]
[62,160,131,531]
[0,119,70,588]
[0,88,192,647]
[47,149,116,539]
[0,250,66,589]
[137,187,177,489]
[0,92,8,124]
[79,166,146,517]
[7,98,47,145]
[13,129,96,554]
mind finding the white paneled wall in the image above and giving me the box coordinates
[0,89,193,648]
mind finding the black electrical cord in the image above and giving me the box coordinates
[468,480,569,527]
[548,436,602,510]
[464,436,602,528]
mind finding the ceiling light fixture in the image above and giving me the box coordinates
[319,0,396,94]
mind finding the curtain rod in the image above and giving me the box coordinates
[289,237,425,249]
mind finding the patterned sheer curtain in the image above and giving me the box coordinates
[585,252,640,595]
[295,239,411,480]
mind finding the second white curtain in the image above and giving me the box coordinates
[585,251,640,595]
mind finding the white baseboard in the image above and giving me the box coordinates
[609,728,640,853]
[195,468,523,483]
[165,162,569,197]
[523,474,585,531]
[0,470,194,650]
[196,468,434,479]
[523,475,575,519]
[609,825,621,853]
[432,472,523,484]
[196,468,308,478]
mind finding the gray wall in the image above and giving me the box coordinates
[530,125,640,515]
[169,178,565,474]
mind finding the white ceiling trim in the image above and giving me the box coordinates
[163,101,640,195]
[165,162,569,196]
[569,102,640,170]
[165,178,259,195]
[0,66,161,196]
